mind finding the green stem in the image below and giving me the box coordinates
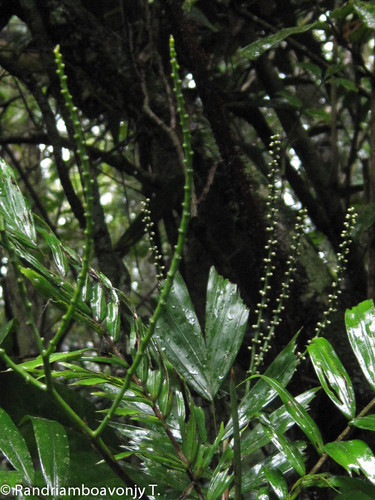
[230,368,242,500]
[0,349,46,390]
[94,35,193,437]
[44,45,94,358]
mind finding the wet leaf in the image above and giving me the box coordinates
[106,294,120,341]
[351,415,375,432]
[252,375,324,454]
[207,467,232,500]
[0,408,34,485]
[35,216,68,276]
[241,21,326,60]
[242,444,306,493]
[154,272,210,400]
[241,388,319,456]
[156,268,248,400]
[205,267,248,396]
[345,300,375,392]
[257,414,305,476]
[353,0,375,30]
[98,272,120,341]
[18,349,90,371]
[0,158,36,245]
[325,440,375,484]
[90,281,107,322]
[308,337,356,420]
[262,467,288,498]
[27,417,69,493]
[224,334,299,440]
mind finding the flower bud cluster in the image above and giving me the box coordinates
[248,136,286,374]
[314,206,356,337]
[141,199,165,281]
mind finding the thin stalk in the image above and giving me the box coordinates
[246,136,280,390]
[230,368,242,500]
[254,209,306,370]
[93,35,193,438]
[314,207,356,337]
[0,349,46,391]
[44,45,94,358]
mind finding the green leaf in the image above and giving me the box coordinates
[0,158,36,245]
[112,423,184,470]
[325,440,375,484]
[353,203,375,238]
[35,215,68,276]
[291,473,375,497]
[194,406,207,443]
[308,337,356,419]
[351,415,375,431]
[156,267,248,400]
[242,444,306,493]
[241,21,326,60]
[256,487,270,499]
[241,388,319,456]
[304,108,332,122]
[19,267,104,334]
[183,408,199,465]
[257,414,306,476]
[146,370,163,401]
[182,0,198,12]
[0,319,17,346]
[345,300,375,392]
[262,467,288,499]
[98,272,120,341]
[154,272,211,400]
[19,267,91,316]
[225,334,299,440]
[90,281,107,322]
[327,77,358,92]
[325,62,346,79]
[198,422,225,474]
[27,417,69,493]
[205,267,249,396]
[252,375,324,454]
[207,467,232,500]
[297,61,322,80]
[157,377,172,416]
[276,89,303,108]
[353,0,375,30]
[18,349,90,371]
[0,408,34,485]
[106,293,120,341]
[0,470,25,488]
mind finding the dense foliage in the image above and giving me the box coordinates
[1,0,375,499]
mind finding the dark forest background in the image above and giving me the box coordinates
[1,0,375,462]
